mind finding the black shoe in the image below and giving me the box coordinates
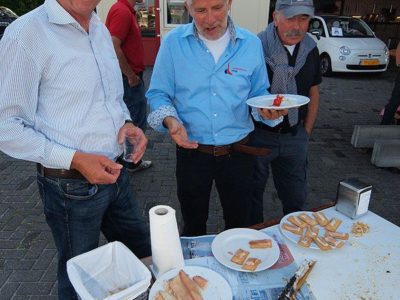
[125,160,153,173]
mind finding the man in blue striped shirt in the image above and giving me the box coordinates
[147,0,284,235]
[0,0,151,298]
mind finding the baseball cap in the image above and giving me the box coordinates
[275,0,315,18]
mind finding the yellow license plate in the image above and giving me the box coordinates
[360,59,379,66]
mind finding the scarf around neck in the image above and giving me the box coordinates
[258,22,316,125]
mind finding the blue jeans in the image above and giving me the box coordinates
[251,126,309,224]
[123,75,147,130]
[37,169,151,300]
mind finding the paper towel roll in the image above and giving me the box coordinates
[149,205,184,277]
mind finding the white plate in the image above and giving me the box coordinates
[211,228,280,272]
[148,266,232,300]
[246,94,310,109]
[279,211,349,250]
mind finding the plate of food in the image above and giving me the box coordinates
[279,211,350,251]
[148,265,232,300]
[246,94,310,109]
[211,228,280,272]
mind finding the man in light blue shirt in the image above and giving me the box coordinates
[0,0,151,298]
[147,0,284,235]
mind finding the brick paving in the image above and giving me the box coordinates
[0,66,399,299]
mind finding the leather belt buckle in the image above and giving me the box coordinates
[213,146,229,156]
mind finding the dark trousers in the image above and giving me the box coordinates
[382,71,400,125]
[122,74,147,131]
[37,169,151,300]
[176,146,255,236]
[251,126,309,224]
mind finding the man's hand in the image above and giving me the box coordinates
[163,116,198,149]
[257,108,288,120]
[71,152,123,184]
[118,122,148,163]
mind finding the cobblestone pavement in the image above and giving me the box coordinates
[0,66,399,299]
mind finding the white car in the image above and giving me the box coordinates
[308,15,389,76]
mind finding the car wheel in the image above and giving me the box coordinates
[320,54,333,77]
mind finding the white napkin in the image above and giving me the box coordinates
[149,205,184,277]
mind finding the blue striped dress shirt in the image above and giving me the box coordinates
[0,0,129,169]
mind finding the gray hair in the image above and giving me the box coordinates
[185,0,229,6]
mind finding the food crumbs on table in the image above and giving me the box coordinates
[351,221,370,237]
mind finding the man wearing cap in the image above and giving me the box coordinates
[250,0,321,223]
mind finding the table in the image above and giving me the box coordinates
[278,207,400,299]
[145,206,399,299]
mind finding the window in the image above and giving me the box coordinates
[136,0,156,37]
[323,17,375,38]
[164,0,191,27]
[309,18,325,37]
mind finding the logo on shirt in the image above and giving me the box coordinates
[224,63,233,75]
[224,63,248,75]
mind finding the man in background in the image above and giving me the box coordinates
[251,0,321,223]
[381,42,400,125]
[106,0,152,172]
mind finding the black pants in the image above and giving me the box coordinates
[176,146,255,236]
[382,71,400,125]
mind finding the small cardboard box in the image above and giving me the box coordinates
[67,241,151,300]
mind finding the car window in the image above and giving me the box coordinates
[323,16,374,38]
[308,18,325,37]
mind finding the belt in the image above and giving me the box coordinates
[196,136,271,157]
[36,164,86,180]
[255,121,298,134]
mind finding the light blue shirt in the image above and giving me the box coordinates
[0,0,129,169]
[147,20,270,145]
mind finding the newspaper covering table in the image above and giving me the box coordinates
[180,226,315,300]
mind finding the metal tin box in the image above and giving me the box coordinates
[335,178,372,219]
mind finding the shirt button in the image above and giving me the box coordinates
[214,113,217,117]
[212,92,217,96]
[206,50,210,53]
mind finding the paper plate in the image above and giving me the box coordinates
[148,266,232,300]
[246,94,310,109]
[211,228,280,272]
[279,211,350,250]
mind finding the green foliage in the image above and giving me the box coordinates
[1,0,45,16]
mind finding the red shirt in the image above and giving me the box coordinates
[105,0,145,74]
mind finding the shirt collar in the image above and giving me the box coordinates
[45,0,100,26]
[181,16,244,45]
